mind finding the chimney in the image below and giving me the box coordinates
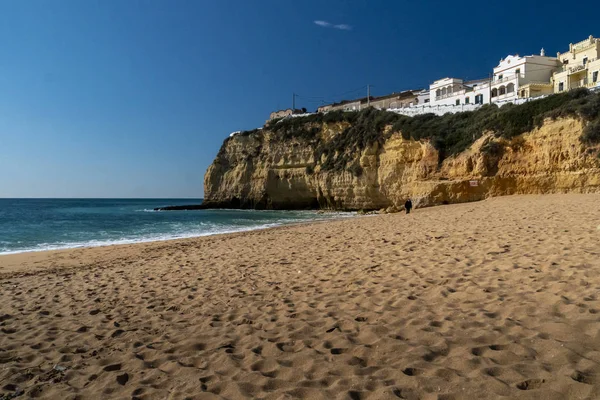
[540,48,545,56]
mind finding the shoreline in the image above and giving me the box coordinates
[0,192,593,266]
[0,212,364,277]
[2,193,600,399]
[0,210,356,258]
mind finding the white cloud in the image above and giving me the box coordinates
[314,20,352,31]
[333,24,352,30]
[314,20,331,27]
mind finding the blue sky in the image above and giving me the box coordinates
[0,0,597,198]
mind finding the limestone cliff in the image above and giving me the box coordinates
[203,117,600,210]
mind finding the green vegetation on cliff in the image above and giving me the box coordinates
[239,89,600,174]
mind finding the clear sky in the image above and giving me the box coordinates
[0,0,597,198]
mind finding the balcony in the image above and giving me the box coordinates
[570,79,598,89]
[568,64,587,75]
[524,81,553,87]
[566,58,597,75]
[492,91,517,101]
[435,89,466,100]
[492,74,524,85]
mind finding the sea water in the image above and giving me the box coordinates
[0,199,351,255]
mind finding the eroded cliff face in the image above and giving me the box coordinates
[204,118,600,210]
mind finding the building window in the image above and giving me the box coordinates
[515,68,520,76]
[583,57,588,66]
[455,99,460,105]
[521,90,526,98]
[498,74,503,81]
[465,97,470,104]
[424,99,430,103]
[491,88,498,97]
[558,82,564,91]
[593,71,598,83]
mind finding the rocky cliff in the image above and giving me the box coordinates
[203,93,600,211]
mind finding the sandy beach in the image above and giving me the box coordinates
[1,194,600,400]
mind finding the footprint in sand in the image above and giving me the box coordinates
[471,347,485,356]
[103,364,122,372]
[392,387,419,399]
[516,379,544,390]
[116,373,129,385]
[571,371,596,384]
[402,367,423,376]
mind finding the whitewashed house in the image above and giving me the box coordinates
[415,89,431,105]
[490,52,561,103]
[429,77,491,107]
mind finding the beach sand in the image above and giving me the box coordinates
[1,194,600,400]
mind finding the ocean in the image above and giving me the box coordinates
[0,199,351,255]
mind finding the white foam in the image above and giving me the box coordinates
[0,213,355,256]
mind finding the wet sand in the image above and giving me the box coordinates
[1,194,600,400]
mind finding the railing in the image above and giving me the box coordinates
[492,74,523,85]
[567,58,597,74]
[469,81,491,89]
[388,103,482,117]
[495,96,549,106]
[322,89,600,119]
[386,93,557,117]
[524,81,553,87]
[569,79,598,89]
[435,89,466,100]
[492,91,517,101]
[572,38,590,48]
[571,81,585,89]
[573,37,596,51]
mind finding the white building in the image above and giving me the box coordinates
[415,89,430,105]
[429,77,491,107]
[490,52,561,103]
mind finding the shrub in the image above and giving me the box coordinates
[239,90,600,172]
[239,128,261,137]
[481,141,505,158]
[582,121,600,144]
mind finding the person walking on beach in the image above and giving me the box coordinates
[404,198,413,214]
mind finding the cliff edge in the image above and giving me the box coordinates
[202,90,600,210]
